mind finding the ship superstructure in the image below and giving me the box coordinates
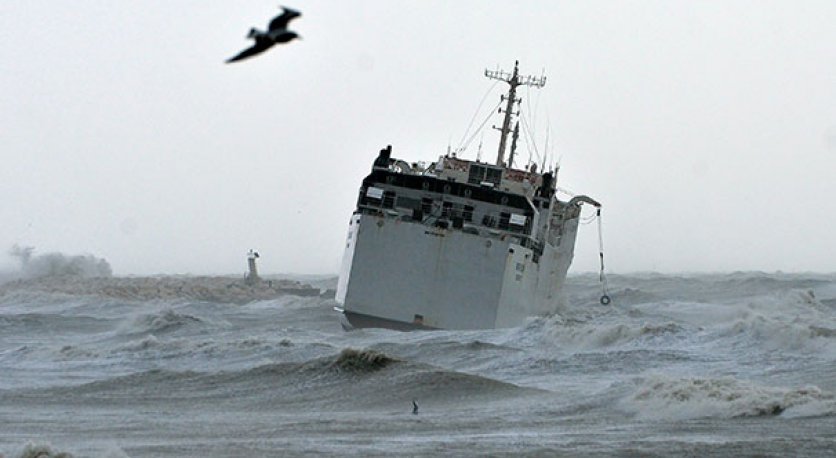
[335,62,600,330]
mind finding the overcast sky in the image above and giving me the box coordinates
[2,1,834,275]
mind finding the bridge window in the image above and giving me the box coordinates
[468,164,502,186]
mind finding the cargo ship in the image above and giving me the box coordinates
[335,61,601,330]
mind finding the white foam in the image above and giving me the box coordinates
[624,374,836,420]
[508,310,685,351]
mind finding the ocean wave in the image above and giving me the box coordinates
[13,441,74,458]
[513,313,685,351]
[117,334,165,352]
[600,287,661,306]
[714,290,836,353]
[625,375,836,420]
[22,348,538,412]
[0,313,109,334]
[0,275,319,304]
[331,348,399,372]
[56,344,99,359]
[123,309,204,334]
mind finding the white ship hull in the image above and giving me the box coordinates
[336,211,581,330]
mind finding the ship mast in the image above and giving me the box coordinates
[485,61,546,167]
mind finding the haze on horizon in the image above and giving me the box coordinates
[1,1,834,276]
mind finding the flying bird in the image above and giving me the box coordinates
[226,6,302,63]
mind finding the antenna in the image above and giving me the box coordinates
[476,133,484,162]
[485,60,546,167]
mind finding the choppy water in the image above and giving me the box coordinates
[1,273,835,457]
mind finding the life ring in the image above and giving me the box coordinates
[463,189,472,198]
[500,196,509,205]
[386,175,394,184]
[422,181,430,191]
[443,184,452,194]
[600,295,611,305]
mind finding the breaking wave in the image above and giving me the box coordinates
[15,442,74,458]
[22,348,538,412]
[332,348,399,372]
[625,375,836,420]
[124,309,204,334]
[513,312,685,351]
[713,290,836,353]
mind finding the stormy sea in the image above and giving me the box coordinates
[1,265,835,456]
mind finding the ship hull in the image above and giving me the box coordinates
[336,212,579,330]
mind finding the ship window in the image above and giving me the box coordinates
[382,191,395,209]
[396,196,421,211]
[441,201,453,218]
[366,186,384,200]
[421,198,433,214]
[498,212,510,230]
[467,165,484,184]
[463,205,474,222]
[485,168,502,185]
[468,164,503,186]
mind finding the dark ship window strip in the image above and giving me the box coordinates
[362,170,533,214]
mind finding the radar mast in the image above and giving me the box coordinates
[484,61,546,167]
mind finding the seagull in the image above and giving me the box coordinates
[412,400,419,415]
[226,6,302,63]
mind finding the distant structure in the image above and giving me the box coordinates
[246,249,261,285]
[226,6,302,63]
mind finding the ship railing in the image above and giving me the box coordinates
[357,201,541,242]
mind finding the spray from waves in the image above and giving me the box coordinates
[8,245,112,279]
[624,374,836,420]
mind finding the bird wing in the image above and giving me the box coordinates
[271,30,298,44]
[268,6,301,31]
[225,40,273,63]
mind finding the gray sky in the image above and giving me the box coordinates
[2,1,835,275]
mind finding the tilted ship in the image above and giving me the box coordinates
[335,61,602,330]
